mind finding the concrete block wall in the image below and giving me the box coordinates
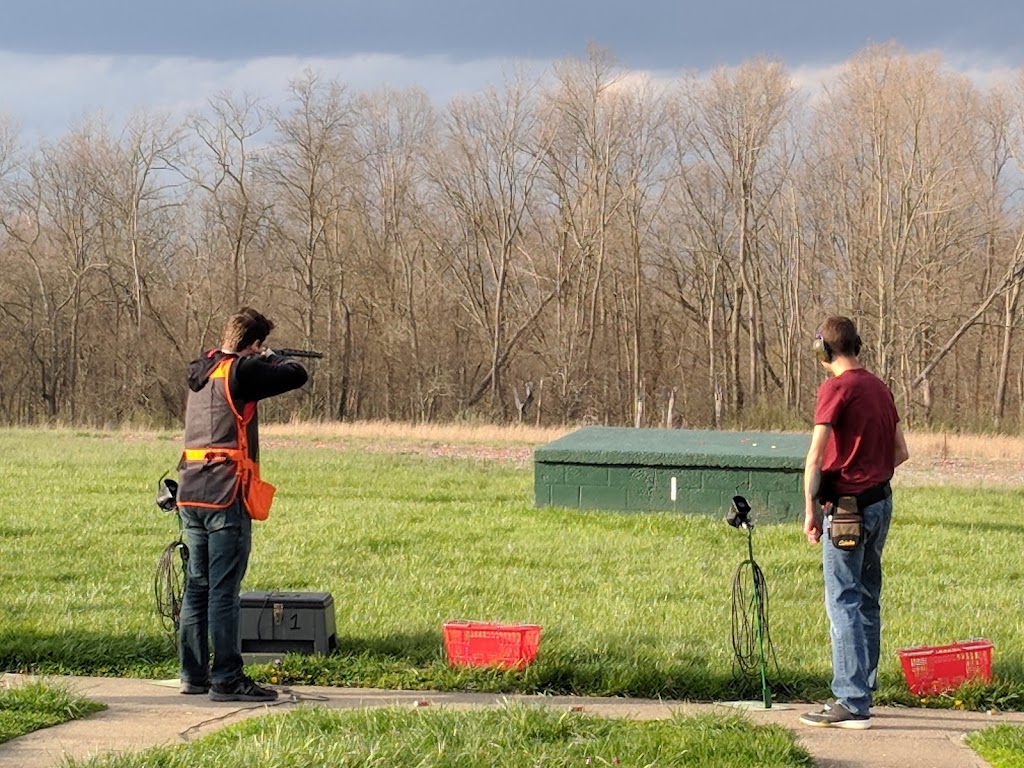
[534,463,803,519]
[534,427,809,521]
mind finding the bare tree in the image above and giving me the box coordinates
[351,87,444,421]
[536,47,629,422]
[1,52,1024,430]
[426,72,555,417]
[7,124,109,419]
[675,60,797,418]
[186,93,271,308]
[975,87,1021,425]
[609,76,673,426]
[808,46,1006,423]
[263,71,354,418]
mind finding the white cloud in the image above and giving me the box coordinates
[941,51,1021,92]
[0,48,1018,142]
[0,50,539,139]
[789,63,847,95]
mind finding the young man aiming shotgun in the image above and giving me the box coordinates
[175,307,308,701]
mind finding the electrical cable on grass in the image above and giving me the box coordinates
[179,696,296,741]
[730,557,778,679]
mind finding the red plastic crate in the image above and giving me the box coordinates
[897,640,993,695]
[443,621,541,669]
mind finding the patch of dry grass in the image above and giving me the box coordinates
[905,431,1024,462]
[263,421,1024,459]
[261,419,572,447]
[897,432,1024,488]
[39,420,1024,486]
[259,421,1024,487]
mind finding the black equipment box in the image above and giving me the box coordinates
[239,591,337,660]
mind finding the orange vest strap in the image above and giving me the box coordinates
[183,448,245,462]
[210,359,232,379]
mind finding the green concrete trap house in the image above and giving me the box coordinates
[535,426,810,522]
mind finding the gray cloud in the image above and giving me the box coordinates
[2,0,1022,69]
[0,51,539,138]
[1,0,1021,138]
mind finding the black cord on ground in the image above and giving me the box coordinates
[178,695,295,741]
[177,688,330,742]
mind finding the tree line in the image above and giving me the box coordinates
[1,44,1023,432]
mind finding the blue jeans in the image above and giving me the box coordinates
[822,496,893,716]
[178,500,252,686]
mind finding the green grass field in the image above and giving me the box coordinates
[0,679,104,744]
[0,427,1021,713]
[64,704,812,768]
[968,723,1024,768]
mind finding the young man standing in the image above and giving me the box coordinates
[175,307,308,701]
[800,316,909,730]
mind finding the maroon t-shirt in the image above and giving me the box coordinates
[814,368,900,495]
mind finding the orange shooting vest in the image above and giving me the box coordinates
[177,356,275,520]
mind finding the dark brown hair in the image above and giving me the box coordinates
[819,316,862,358]
[221,307,274,352]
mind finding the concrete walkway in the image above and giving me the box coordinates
[2,674,1022,768]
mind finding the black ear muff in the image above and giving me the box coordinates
[813,332,832,363]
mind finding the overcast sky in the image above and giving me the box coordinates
[1,0,1021,137]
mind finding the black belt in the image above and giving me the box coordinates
[854,480,891,508]
[817,474,892,507]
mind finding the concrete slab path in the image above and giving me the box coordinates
[2,674,1022,768]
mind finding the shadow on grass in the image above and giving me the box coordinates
[289,629,833,702]
[5,626,1024,711]
[336,629,447,665]
[0,628,176,677]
